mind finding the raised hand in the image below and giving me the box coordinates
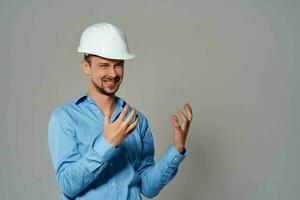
[171,103,193,153]
[103,104,139,147]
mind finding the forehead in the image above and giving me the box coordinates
[92,55,124,65]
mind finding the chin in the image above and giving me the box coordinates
[104,87,119,96]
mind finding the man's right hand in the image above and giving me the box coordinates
[103,104,139,147]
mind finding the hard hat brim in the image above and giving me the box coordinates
[78,48,135,60]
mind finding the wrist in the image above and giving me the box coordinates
[179,148,186,155]
[104,134,119,148]
[174,145,185,154]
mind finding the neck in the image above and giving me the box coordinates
[87,88,116,116]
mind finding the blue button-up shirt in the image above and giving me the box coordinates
[48,93,188,200]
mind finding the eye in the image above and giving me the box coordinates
[115,63,124,68]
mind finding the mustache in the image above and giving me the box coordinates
[102,76,121,82]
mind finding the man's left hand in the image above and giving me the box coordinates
[171,103,193,154]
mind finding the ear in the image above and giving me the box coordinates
[81,60,90,76]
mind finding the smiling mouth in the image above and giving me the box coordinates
[103,77,120,82]
[103,80,119,83]
[103,80,120,89]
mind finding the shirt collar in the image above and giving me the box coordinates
[73,92,126,108]
[73,92,88,104]
[73,92,127,123]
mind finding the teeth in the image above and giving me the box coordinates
[104,81,117,84]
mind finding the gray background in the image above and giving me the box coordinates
[1,0,299,199]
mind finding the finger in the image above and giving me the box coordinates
[116,104,129,122]
[123,107,136,126]
[171,115,181,131]
[125,115,139,135]
[177,109,189,130]
[184,103,193,121]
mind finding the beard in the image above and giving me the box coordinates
[91,76,121,96]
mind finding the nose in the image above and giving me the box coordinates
[107,66,117,77]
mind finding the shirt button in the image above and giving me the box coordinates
[111,183,115,186]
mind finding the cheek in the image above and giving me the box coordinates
[117,69,124,77]
[93,70,105,79]
[90,72,104,83]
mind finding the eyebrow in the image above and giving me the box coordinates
[97,61,124,66]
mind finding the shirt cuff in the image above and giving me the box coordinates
[165,144,188,167]
[92,134,119,160]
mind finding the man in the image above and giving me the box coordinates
[48,22,193,200]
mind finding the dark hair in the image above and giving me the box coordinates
[84,54,92,66]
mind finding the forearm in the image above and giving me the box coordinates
[55,135,119,198]
[140,144,187,198]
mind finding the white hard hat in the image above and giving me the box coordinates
[78,23,135,60]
